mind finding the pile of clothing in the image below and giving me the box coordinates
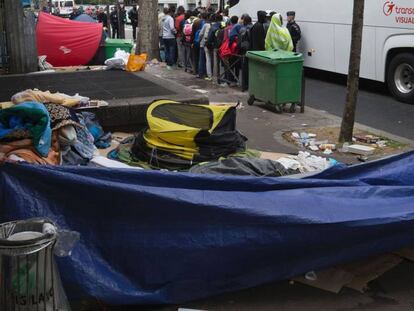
[0,98,111,166]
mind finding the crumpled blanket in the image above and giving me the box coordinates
[11,89,89,107]
[0,131,60,165]
[0,102,51,157]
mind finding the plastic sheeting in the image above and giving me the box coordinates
[1,151,414,305]
[36,12,102,67]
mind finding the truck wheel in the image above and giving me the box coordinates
[387,53,414,104]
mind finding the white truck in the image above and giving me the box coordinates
[229,0,414,103]
[52,0,75,17]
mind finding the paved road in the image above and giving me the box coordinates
[305,71,414,141]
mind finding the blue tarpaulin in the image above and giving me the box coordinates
[1,151,414,305]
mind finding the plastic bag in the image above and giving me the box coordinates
[126,53,148,72]
[105,49,130,70]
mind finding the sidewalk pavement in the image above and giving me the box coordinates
[147,64,414,164]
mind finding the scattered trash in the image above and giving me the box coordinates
[348,144,375,156]
[305,271,318,281]
[195,89,209,94]
[277,151,334,173]
[254,117,259,121]
[301,123,308,127]
[290,131,337,154]
[339,142,350,153]
[358,155,369,162]
[376,140,387,148]
[38,55,53,71]
[323,149,332,155]
[354,135,380,144]
[319,144,337,151]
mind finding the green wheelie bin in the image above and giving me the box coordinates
[246,50,305,113]
[105,39,134,60]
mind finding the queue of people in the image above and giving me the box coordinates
[159,7,301,91]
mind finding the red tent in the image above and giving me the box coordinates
[36,12,102,67]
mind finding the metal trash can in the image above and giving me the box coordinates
[0,219,71,311]
[246,49,305,113]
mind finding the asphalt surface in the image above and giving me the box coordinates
[304,70,414,141]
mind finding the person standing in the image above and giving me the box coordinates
[286,11,301,52]
[208,14,224,83]
[119,5,127,39]
[265,13,293,52]
[175,6,186,68]
[238,15,253,91]
[192,13,206,77]
[97,8,108,28]
[163,7,178,69]
[128,5,139,42]
[110,7,119,39]
[249,11,267,51]
[158,7,169,62]
[264,11,276,33]
[199,14,213,80]
[182,11,195,73]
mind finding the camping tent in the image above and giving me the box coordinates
[73,13,97,23]
[36,12,102,67]
[132,100,247,170]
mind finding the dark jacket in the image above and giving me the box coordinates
[128,8,138,27]
[287,20,301,51]
[110,11,118,26]
[97,12,108,28]
[249,11,267,51]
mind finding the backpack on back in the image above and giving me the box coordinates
[183,22,193,43]
[206,22,225,49]
[193,20,205,46]
[237,26,251,54]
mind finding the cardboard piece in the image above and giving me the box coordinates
[260,152,289,161]
[293,268,354,293]
[343,254,402,292]
[293,254,403,294]
[348,144,375,156]
[394,247,414,262]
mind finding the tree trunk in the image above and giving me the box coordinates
[136,0,159,60]
[4,0,37,74]
[339,0,365,142]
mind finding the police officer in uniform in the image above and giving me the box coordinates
[286,11,301,52]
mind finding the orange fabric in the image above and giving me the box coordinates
[0,131,61,165]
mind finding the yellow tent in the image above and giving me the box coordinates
[132,100,247,170]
